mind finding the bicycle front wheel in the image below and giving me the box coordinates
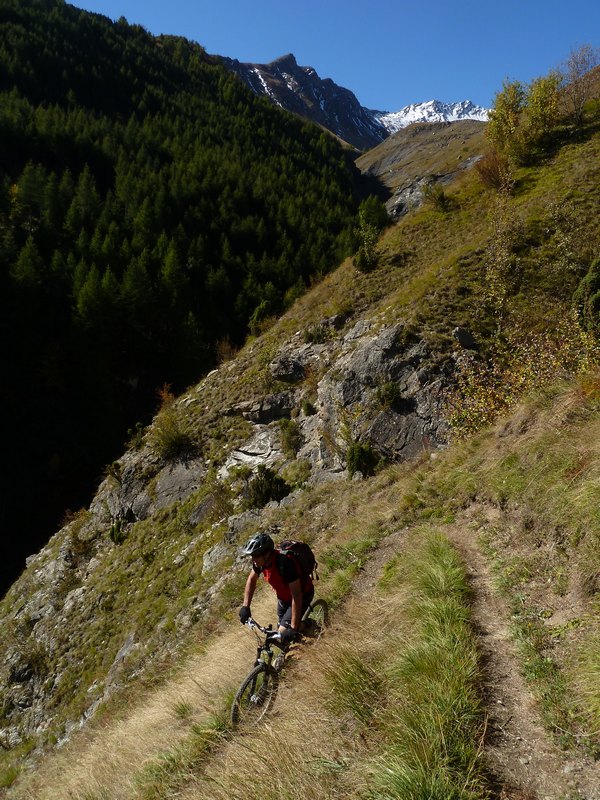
[230,664,279,727]
[304,598,329,637]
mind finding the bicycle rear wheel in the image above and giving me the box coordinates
[230,663,279,727]
[303,598,329,637]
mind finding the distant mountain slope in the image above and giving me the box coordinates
[221,53,489,151]
[356,119,486,217]
[221,53,388,150]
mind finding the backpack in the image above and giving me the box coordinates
[278,539,319,583]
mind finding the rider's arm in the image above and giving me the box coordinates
[243,569,259,608]
[288,577,303,631]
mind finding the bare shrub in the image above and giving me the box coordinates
[475,150,513,191]
[446,312,600,437]
[561,44,600,126]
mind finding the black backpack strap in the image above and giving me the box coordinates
[276,550,299,583]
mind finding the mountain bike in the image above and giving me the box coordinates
[230,598,329,727]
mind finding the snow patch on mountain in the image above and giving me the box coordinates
[373,100,489,134]
[251,67,283,108]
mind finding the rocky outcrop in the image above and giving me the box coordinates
[309,322,448,467]
[218,425,284,478]
[219,320,449,481]
[227,390,298,423]
[0,313,452,752]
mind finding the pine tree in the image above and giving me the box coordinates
[11,235,44,288]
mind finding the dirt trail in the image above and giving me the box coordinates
[9,513,600,800]
[350,512,600,799]
[446,509,600,800]
[9,591,276,800]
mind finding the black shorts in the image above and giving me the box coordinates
[277,586,315,628]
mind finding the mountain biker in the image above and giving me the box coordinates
[238,532,314,645]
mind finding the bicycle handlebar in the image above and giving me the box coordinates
[246,617,282,642]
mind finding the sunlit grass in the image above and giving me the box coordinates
[363,530,487,800]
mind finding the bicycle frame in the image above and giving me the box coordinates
[245,618,286,671]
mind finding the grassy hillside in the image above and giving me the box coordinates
[1,66,600,798]
[8,375,600,799]
[356,119,486,192]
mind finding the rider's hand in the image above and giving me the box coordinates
[279,626,297,645]
[239,605,251,624]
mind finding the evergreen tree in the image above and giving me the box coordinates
[11,235,44,288]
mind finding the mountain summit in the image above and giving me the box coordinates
[221,53,489,150]
[221,53,388,150]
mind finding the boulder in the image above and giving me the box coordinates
[452,326,478,349]
[269,355,305,383]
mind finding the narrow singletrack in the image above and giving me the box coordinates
[446,507,600,800]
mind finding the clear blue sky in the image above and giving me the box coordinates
[71,0,599,111]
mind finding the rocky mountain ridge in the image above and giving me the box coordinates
[220,52,489,150]
[221,53,387,151]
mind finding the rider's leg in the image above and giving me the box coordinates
[277,589,314,632]
[298,587,315,632]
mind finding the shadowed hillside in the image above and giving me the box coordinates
[0,0,373,592]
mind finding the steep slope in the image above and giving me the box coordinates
[8,378,600,799]
[0,0,368,593]
[1,63,600,797]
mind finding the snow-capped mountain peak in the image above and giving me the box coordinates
[373,100,489,135]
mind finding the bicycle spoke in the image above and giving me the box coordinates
[230,664,279,727]
[304,598,329,637]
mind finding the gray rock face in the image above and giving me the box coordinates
[218,425,283,479]
[89,450,154,524]
[368,408,439,460]
[153,458,206,511]
[202,543,230,573]
[229,391,298,423]
[189,494,219,527]
[90,451,206,525]
[303,323,448,469]
[269,355,305,383]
